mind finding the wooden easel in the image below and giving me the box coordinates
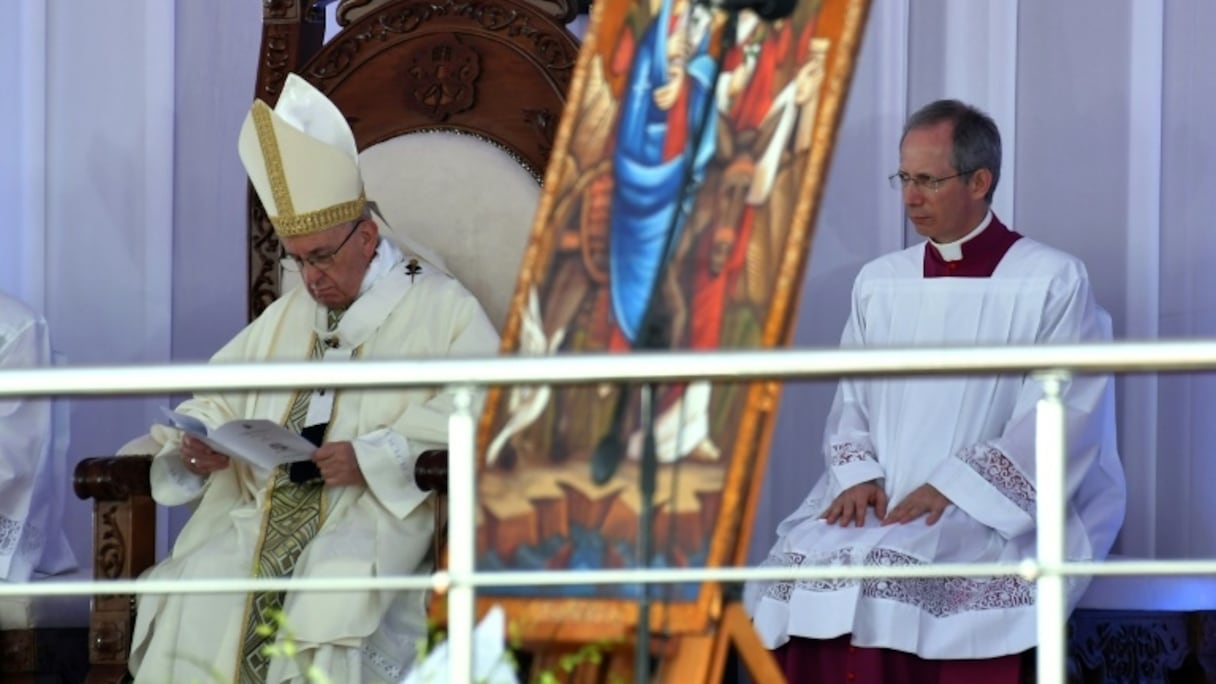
[514,602,784,683]
[665,603,786,684]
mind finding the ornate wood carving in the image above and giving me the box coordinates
[401,37,482,122]
[523,107,558,157]
[1068,609,1216,683]
[259,1,325,100]
[95,504,129,581]
[264,0,303,21]
[310,0,577,80]
[341,0,580,25]
[75,462,155,675]
[249,195,282,319]
[88,495,154,669]
[259,25,295,101]
[300,0,576,171]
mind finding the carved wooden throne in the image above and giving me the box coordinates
[71,0,579,681]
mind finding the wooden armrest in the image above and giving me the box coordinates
[413,449,449,494]
[73,455,154,502]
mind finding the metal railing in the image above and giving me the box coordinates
[2,340,1214,683]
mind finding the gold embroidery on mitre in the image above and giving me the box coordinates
[251,101,294,218]
[271,194,367,237]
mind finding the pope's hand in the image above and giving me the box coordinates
[313,441,366,487]
[181,434,230,476]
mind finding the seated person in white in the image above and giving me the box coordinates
[744,99,1127,684]
[129,74,500,683]
[0,291,77,583]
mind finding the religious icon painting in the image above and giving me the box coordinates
[477,0,872,639]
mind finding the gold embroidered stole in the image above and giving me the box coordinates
[236,309,340,683]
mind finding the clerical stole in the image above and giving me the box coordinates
[237,309,340,683]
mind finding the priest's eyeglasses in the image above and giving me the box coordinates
[280,223,360,272]
[888,171,971,193]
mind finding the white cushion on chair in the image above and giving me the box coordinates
[361,132,540,332]
[277,131,539,332]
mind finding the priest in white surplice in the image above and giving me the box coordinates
[745,99,1126,684]
[0,292,77,583]
[128,74,499,683]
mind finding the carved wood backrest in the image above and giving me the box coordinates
[248,0,580,324]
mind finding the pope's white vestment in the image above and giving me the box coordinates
[129,248,499,683]
[745,235,1127,659]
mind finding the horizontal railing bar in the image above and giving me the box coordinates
[2,340,1216,398]
[7,558,1216,599]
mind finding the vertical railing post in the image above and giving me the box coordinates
[447,386,477,683]
[1034,371,1069,684]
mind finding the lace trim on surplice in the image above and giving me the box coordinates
[756,546,1034,618]
[957,444,1036,516]
[829,442,877,467]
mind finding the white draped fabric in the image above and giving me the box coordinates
[130,253,499,683]
[0,294,77,582]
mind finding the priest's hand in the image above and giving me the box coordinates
[313,441,367,487]
[883,484,951,526]
[822,480,887,527]
[181,434,229,476]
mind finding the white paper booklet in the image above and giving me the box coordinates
[160,408,317,471]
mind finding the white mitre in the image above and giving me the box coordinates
[237,73,365,238]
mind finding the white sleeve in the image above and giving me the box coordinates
[355,281,499,519]
[927,264,1114,539]
[823,278,884,491]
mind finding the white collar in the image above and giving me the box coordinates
[357,237,405,297]
[929,210,993,262]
